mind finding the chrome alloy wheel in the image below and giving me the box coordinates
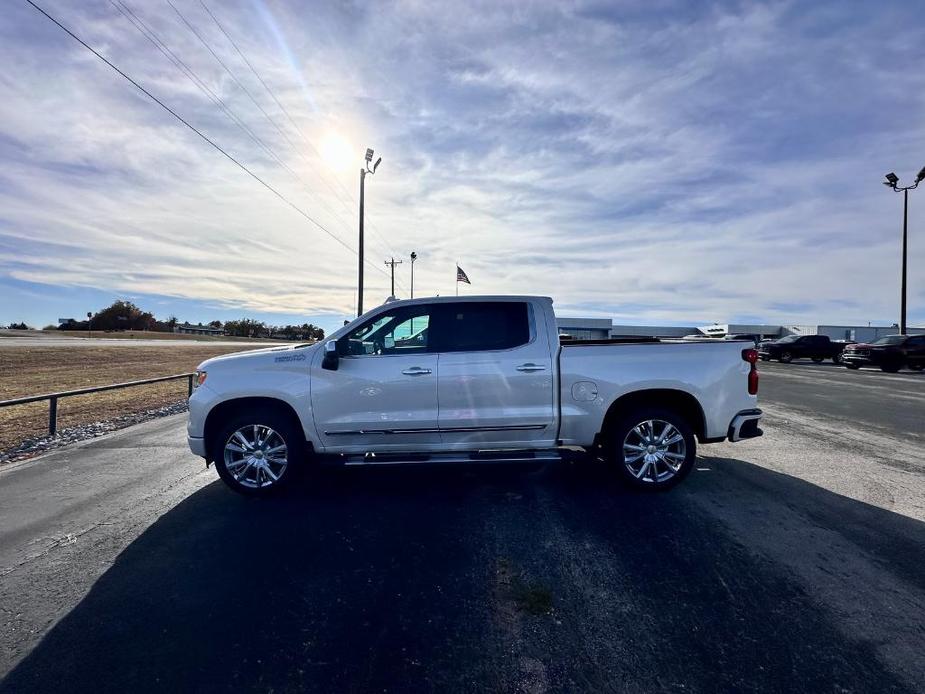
[621,419,687,484]
[223,424,288,489]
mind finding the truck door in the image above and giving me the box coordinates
[433,301,556,448]
[310,304,440,453]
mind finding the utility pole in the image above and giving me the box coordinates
[883,166,924,335]
[384,257,403,298]
[357,148,382,316]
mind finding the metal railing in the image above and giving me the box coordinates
[0,373,195,436]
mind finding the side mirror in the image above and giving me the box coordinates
[321,340,339,371]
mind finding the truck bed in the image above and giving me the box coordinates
[560,336,661,345]
[556,338,755,446]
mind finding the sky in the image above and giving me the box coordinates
[1,0,924,334]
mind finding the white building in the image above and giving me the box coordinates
[557,317,924,341]
[174,323,224,336]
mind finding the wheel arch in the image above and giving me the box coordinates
[596,388,706,446]
[203,396,308,463]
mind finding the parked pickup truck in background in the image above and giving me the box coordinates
[187,296,762,495]
[758,334,849,364]
[841,334,925,372]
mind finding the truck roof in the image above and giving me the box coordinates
[379,295,554,308]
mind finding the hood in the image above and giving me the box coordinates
[196,343,319,371]
[846,342,895,351]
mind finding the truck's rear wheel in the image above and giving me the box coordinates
[211,411,303,496]
[609,408,696,491]
[779,351,793,363]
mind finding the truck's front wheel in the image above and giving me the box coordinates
[211,411,304,496]
[610,408,696,491]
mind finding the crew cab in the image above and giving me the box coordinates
[758,334,848,364]
[187,296,762,495]
[841,334,925,372]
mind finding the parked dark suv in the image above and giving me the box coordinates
[841,334,925,372]
[758,334,848,364]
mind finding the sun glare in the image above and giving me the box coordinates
[319,132,354,171]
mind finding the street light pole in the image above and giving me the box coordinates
[410,251,417,299]
[902,187,908,335]
[357,148,382,317]
[358,167,365,316]
[883,166,924,335]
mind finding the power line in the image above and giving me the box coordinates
[113,0,363,255]
[159,0,383,262]
[23,0,391,284]
[111,2,285,173]
[199,0,406,271]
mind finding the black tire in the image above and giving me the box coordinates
[811,356,824,363]
[779,351,793,363]
[832,353,842,365]
[609,407,696,491]
[211,409,305,496]
[880,362,902,374]
[844,363,861,370]
[759,355,770,362]
[909,363,924,372]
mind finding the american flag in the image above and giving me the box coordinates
[456,265,471,284]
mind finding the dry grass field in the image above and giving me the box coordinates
[0,329,282,342]
[0,344,253,453]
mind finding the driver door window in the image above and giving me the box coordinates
[341,308,431,356]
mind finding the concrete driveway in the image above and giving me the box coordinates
[0,365,923,693]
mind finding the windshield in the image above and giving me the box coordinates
[776,335,798,344]
[872,335,905,346]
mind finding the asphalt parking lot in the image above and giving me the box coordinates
[0,361,923,693]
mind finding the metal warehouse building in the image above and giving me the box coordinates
[557,318,925,341]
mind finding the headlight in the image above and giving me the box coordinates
[194,370,207,387]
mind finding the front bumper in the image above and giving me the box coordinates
[728,409,763,442]
[841,352,876,366]
[188,435,207,457]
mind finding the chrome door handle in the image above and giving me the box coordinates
[402,367,432,375]
[516,363,546,372]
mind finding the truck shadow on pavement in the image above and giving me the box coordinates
[2,459,923,694]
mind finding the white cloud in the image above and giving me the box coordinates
[1,0,924,327]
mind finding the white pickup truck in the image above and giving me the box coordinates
[187,296,762,495]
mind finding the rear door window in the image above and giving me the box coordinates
[432,302,531,352]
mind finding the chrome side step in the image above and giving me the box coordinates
[340,449,565,466]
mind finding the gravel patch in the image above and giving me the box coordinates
[0,401,189,465]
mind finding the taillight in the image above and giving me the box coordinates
[742,349,759,394]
